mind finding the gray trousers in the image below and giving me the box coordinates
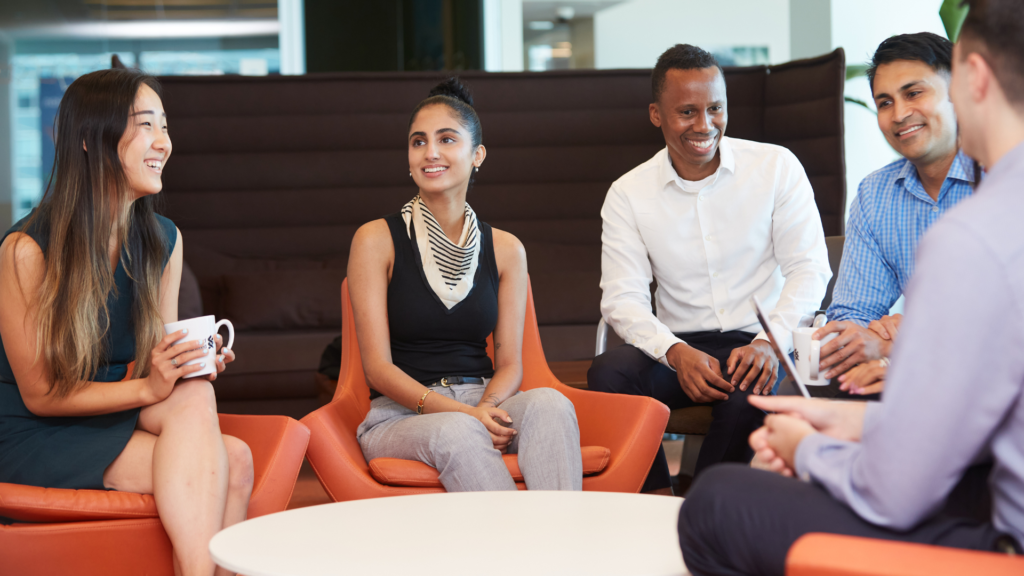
[357,384,583,492]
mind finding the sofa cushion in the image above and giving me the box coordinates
[368,446,611,488]
[178,260,203,319]
[221,270,346,331]
[183,244,346,320]
[522,241,602,326]
[226,329,340,376]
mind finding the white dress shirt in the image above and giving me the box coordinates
[600,137,831,363]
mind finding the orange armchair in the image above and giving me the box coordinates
[0,414,310,576]
[301,278,670,501]
[787,533,1024,576]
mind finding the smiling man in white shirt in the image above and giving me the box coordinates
[587,44,831,494]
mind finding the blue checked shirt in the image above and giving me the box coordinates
[827,150,975,325]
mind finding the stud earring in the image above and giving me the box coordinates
[474,166,479,173]
[409,171,412,177]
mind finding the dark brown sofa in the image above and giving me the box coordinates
[158,49,846,418]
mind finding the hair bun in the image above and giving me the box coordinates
[428,77,473,107]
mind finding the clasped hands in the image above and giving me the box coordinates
[464,403,516,454]
[748,395,867,477]
[814,314,902,394]
[666,339,779,403]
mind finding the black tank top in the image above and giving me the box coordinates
[375,212,499,399]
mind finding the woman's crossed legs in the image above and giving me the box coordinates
[103,379,254,576]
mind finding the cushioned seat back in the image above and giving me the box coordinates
[336,280,372,432]
[821,235,846,311]
[159,52,845,362]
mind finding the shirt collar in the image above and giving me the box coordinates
[895,148,976,202]
[947,149,977,184]
[659,136,735,189]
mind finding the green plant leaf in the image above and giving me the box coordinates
[845,95,876,114]
[939,0,969,41]
[846,64,870,80]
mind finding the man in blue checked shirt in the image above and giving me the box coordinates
[813,33,975,392]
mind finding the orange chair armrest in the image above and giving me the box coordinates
[217,413,310,518]
[787,533,1024,576]
[555,383,670,449]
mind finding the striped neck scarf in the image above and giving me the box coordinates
[401,195,480,309]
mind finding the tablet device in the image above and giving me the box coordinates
[750,296,811,398]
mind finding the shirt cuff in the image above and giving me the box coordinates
[633,333,684,369]
[794,432,831,482]
[754,329,793,355]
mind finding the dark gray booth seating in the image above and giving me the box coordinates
[159,49,847,418]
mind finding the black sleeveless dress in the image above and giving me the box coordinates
[374,213,499,399]
[0,211,177,490]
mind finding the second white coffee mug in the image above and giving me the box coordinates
[163,315,235,378]
[792,327,837,386]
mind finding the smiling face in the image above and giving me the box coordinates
[649,67,727,180]
[119,83,171,199]
[408,103,485,196]
[872,59,958,166]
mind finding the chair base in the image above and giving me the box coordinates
[0,518,173,576]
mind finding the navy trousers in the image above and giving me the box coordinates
[678,463,1010,576]
[587,331,769,492]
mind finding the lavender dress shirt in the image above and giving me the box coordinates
[795,141,1024,545]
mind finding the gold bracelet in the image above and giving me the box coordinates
[417,389,433,415]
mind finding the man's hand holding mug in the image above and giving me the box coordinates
[813,321,891,379]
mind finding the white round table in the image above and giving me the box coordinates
[210,491,689,576]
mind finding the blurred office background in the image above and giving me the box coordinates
[0,0,949,232]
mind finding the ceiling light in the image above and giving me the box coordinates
[3,19,280,39]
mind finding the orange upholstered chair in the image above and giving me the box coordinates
[0,414,309,576]
[786,533,1024,576]
[301,278,670,501]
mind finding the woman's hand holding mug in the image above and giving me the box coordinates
[208,333,236,382]
[162,315,235,381]
[144,329,208,404]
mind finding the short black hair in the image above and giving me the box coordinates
[651,44,723,102]
[958,0,1024,105]
[866,32,953,94]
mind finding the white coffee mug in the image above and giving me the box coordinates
[792,327,837,386]
[163,315,234,378]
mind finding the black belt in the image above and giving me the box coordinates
[425,376,485,388]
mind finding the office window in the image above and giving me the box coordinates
[11,43,279,222]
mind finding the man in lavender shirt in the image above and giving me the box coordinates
[677,1,1024,574]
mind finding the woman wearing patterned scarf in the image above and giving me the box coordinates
[346,78,582,491]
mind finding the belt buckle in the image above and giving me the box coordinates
[440,377,451,387]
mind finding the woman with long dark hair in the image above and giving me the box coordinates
[347,78,583,491]
[0,69,251,576]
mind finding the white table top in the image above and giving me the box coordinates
[210,491,688,576]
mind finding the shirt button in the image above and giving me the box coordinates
[719,308,725,314]
[705,235,712,241]
[699,196,704,202]
[713,272,719,278]
[654,348,660,355]
[932,207,939,212]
